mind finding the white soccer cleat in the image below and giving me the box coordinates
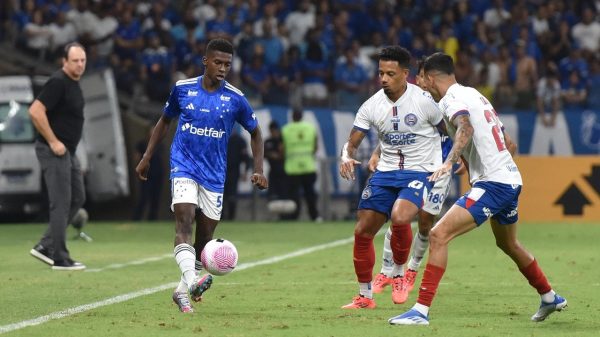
[531,294,567,322]
[388,309,430,325]
[172,291,193,313]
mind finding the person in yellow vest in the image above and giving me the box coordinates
[281,108,321,221]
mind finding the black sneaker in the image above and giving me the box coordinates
[52,259,86,271]
[30,244,54,266]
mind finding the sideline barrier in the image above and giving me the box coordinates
[460,156,600,222]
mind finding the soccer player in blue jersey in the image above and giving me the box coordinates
[135,39,268,313]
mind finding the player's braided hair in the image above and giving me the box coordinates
[378,46,411,69]
[423,52,454,75]
[206,38,234,55]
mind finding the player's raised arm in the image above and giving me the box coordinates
[249,125,268,190]
[430,114,474,182]
[136,115,172,180]
[339,128,366,181]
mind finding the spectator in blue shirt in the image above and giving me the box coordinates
[114,9,143,62]
[562,70,587,110]
[300,28,329,106]
[226,0,251,31]
[258,20,285,67]
[264,45,303,106]
[206,4,235,41]
[241,52,271,104]
[334,48,369,109]
[170,10,204,44]
[558,48,589,86]
[587,56,600,109]
[140,32,173,102]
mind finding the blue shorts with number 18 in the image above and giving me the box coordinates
[456,181,522,226]
[358,170,432,220]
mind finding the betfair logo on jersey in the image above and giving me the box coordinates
[383,132,416,146]
[220,94,231,101]
[187,90,198,96]
[181,123,225,138]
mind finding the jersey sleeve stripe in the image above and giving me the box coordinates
[353,125,369,134]
[224,82,244,96]
[176,77,198,86]
[449,109,469,122]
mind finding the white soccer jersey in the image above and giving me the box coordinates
[354,83,443,172]
[439,83,522,185]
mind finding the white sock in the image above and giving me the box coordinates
[380,227,393,276]
[174,243,197,288]
[359,282,373,299]
[413,303,429,316]
[392,263,405,278]
[175,260,203,293]
[407,232,429,271]
[176,277,188,293]
[541,290,556,303]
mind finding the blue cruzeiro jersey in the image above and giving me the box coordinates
[164,76,257,193]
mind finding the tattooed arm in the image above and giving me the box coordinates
[429,114,474,181]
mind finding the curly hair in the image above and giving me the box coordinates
[378,46,411,69]
[206,38,234,55]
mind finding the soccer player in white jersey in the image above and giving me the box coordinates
[135,39,268,313]
[372,58,463,298]
[389,53,566,325]
[339,46,444,309]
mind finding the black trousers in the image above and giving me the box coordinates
[288,172,319,220]
[132,178,162,220]
[35,141,85,263]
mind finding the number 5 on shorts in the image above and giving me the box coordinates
[216,195,222,207]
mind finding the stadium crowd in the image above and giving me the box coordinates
[2,0,599,111]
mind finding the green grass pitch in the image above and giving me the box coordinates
[0,220,598,337]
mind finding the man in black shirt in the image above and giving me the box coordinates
[29,42,87,271]
[264,120,287,200]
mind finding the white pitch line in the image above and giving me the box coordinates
[85,254,173,272]
[0,236,354,335]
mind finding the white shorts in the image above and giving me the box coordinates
[422,173,452,216]
[171,177,223,220]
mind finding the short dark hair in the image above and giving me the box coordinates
[206,38,234,55]
[269,120,279,130]
[378,46,411,69]
[63,42,85,60]
[423,52,454,75]
[292,108,303,121]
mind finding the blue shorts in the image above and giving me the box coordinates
[358,170,432,219]
[456,181,521,226]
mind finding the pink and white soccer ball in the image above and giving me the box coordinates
[200,238,238,276]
